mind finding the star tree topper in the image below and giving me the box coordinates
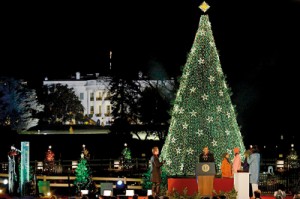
[199,1,210,13]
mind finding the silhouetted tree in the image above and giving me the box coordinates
[0,77,44,132]
[41,84,84,124]
[137,87,171,140]
[109,75,140,137]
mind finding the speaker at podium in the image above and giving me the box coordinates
[196,162,216,198]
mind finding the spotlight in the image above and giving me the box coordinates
[103,190,112,196]
[115,180,127,195]
[3,179,8,185]
[125,190,134,196]
[116,180,126,189]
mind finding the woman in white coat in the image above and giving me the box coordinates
[247,145,261,197]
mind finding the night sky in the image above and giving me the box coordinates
[2,1,300,149]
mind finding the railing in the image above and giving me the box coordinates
[1,158,299,195]
[0,158,149,176]
[259,158,300,194]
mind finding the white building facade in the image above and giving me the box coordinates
[43,72,175,126]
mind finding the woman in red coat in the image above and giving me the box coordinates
[150,146,165,197]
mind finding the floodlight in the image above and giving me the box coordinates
[103,190,112,196]
[81,190,89,195]
[125,190,134,196]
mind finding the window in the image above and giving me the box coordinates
[90,106,94,114]
[79,93,84,100]
[90,92,94,101]
[96,91,102,101]
[99,105,102,114]
[96,105,101,117]
[104,92,111,100]
[105,105,111,116]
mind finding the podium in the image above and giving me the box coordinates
[196,162,216,197]
[234,172,249,199]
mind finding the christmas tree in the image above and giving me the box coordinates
[121,143,133,169]
[74,146,96,194]
[44,145,55,174]
[286,144,299,169]
[161,2,245,176]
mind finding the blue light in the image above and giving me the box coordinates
[117,180,123,186]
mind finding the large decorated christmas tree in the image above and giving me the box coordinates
[161,2,245,176]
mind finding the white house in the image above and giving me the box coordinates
[43,72,175,126]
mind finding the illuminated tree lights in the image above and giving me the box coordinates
[161,11,245,176]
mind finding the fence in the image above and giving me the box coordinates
[0,158,150,176]
[0,158,299,195]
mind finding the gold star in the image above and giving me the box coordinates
[199,1,210,13]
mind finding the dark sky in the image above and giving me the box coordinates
[2,1,300,148]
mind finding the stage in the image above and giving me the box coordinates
[167,177,295,198]
[168,177,234,196]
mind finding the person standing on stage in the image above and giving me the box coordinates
[232,147,242,174]
[221,152,232,178]
[247,145,261,197]
[199,146,215,162]
[150,146,165,197]
[198,146,215,198]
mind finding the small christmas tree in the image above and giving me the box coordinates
[121,143,132,169]
[44,145,55,174]
[286,144,299,169]
[74,145,96,195]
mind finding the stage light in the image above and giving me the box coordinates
[115,180,127,195]
[3,179,8,185]
[125,190,134,196]
[103,190,112,196]
[117,180,123,186]
[81,190,89,195]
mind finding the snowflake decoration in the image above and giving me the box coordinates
[171,137,177,143]
[173,105,179,113]
[196,129,204,136]
[217,105,222,112]
[207,21,211,27]
[219,90,224,96]
[182,122,188,129]
[190,110,197,117]
[200,29,205,36]
[226,112,231,118]
[225,129,230,135]
[176,147,181,154]
[191,47,196,54]
[206,116,213,123]
[166,160,172,166]
[180,163,184,171]
[198,58,205,64]
[208,75,215,82]
[212,139,217,146]
[178,107,184,114]
[201,93,208,101]
[227,148,232,155]
[217,67,222,73]
[209,41,214,47]
[187,148,194,155]
[190,87,196,93]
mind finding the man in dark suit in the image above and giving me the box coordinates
[150,146,165,197]
[198,146,215,199]
[199,146,215,162]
